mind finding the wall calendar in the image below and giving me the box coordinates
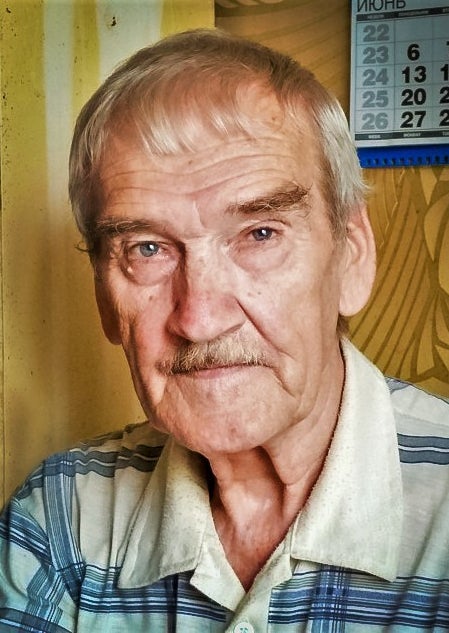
[350,0,449,167]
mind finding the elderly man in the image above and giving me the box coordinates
[1,29,448,632]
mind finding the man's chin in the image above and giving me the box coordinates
[150,405,280,458]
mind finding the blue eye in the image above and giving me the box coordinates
[251,227,273,242]
[138,242,159,257]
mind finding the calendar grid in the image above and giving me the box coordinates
[350,0,449,167]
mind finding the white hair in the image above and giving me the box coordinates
[69,28,367,253]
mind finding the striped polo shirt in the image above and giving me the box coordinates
[1,340,449,632]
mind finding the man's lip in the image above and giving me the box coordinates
[172,363,262,377]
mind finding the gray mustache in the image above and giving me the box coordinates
[157,338,269,375]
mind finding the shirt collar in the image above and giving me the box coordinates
[119,340,403,588]
[118,438,211,588]
[290,340,403,581]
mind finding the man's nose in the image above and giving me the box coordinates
[167,254,245,343]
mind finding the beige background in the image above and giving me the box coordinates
[1,0,448,506]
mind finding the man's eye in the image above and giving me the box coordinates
[133,241,160,258]
[251,227,274,242]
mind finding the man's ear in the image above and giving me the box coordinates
[339,204,377,317]
[94,277,122,345]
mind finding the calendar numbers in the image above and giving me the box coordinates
[401,88,427,106]
[402,65,427,84]
[407,43,420,61]
[362,68,389,86]
[363,45,390,65]
[362,23,390,42]
[400,111,426,128]
[362,90,389,108]
[362,112,389,130]
[351,1,449,152]
[442,64,449,82]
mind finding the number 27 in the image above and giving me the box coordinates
[400,111,426,128]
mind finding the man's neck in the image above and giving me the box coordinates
[209,453,327,589]
[207,368,344,590]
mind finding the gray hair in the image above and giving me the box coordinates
[69,28,366,253]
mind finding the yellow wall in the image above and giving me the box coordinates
[217,0,449,397]
[0,0,214,506]
[1,0,447,505]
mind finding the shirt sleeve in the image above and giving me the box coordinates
[0,480,77,632]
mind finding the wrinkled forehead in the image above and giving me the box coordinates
[95,100,326,238]
[96,92,323,207]
[99,79,319,165]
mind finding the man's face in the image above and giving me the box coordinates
[94,94,371,458]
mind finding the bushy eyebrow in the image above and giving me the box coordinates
[92,218,159,239]
[89,185,310,245]
[227,185,310,216]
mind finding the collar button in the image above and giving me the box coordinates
[233,623,255,633]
